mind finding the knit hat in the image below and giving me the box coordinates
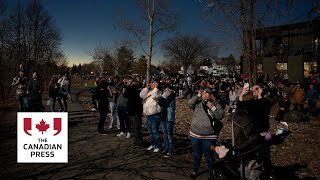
[203,88,213,94]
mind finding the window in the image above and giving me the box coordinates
[276,63,287,71]
[304,62,317,77]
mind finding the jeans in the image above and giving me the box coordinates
[50,97,56,112]
[117,106,131,133]
[191,137,215,176]
[16,95,28,112]
[98,108,107,133]
[58,94,67,111]
[146,113,161,149]
[162,120,174,154]
[130,114,143,145]
[308,100,317,111]
[109,102,119,128]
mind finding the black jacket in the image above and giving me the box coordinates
[96,87,109,111]
[124,85,143,116]
[237,98,271,133]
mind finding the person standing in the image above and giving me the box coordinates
[96,80,110,135]
[28,72,44,96]
[108,76,121,129]
[275,92,291,122]
[11,70,28,112]
[228,86,237,113]
[237,84,274,179]
[292,83,305,112]
[159,85,176,157]
[86,77,101,111]
[306,84,319,116]
[57,74,70,112]
[140,80,162,153]
[188,88,224,179]
[116,86,131,138]
[124,77,143,148]
[48,77,60,112]
[27,72,44,112]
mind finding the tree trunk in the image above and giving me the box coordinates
[249,0,257,84]
[182,64,187,76]
[240,0,253,86]
[146,0,155,83]
[147,19,153,83]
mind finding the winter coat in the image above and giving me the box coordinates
[158,93,176,122]
[140,87,161,116]
[188,95,224,136]
[292,88,304,104]
[306,89,318,103]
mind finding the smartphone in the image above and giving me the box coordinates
[243,83,249,90]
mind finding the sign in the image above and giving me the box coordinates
[17,112,68,163]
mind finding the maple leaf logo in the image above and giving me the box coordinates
[35,119,50,134]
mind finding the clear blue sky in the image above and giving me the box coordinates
[7,0,314,66]
[43,0,217,66]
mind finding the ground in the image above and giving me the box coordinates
[0,88,319,180]
[79,89,320,179]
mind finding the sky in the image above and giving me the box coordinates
[8,0,215,66]
[6,0,315,67]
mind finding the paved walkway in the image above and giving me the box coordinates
[0,90,210,180]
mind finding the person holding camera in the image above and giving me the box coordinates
[140,80,162,153]
[158,85,176,157]
[48,77,60,112]
[57,74,70,112]
[188,88,224,179]
[237,84,274,179]
[96,80,110,135]
[124,77,144,148]
[11,70,29,112]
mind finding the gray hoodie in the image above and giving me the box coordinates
[188,95,224,136]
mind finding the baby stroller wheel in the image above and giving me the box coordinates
[212,165,240,180]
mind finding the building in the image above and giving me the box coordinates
[178,65,194,75]
[243,17,320,81]
[212,63,229,76]
[199,66,213,74]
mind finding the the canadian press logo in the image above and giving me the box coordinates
[17,112,68,163]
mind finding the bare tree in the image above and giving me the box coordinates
[116,0,178,82]
[114,45,135,77]
[90,44,112,76]
[162,33,217,75]
[199,0,306,85]
[91,43,135,77]
[132,55,147,76]
[158,60,181,75]
[3,0,63,75]
[219,54,237,72]
[0,0,65,102]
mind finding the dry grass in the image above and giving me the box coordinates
[78,91,320,179]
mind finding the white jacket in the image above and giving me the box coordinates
[229,90,237,102]
[140,87,161,115]
[58,78,69,90]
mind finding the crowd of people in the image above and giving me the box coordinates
[84,71,319,179]
[12,63,72,112]
[12,66,319,179]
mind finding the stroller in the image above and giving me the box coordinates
[211,110,267,180]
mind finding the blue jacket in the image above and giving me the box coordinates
[306,89,318,102]
[158,93,176,122]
